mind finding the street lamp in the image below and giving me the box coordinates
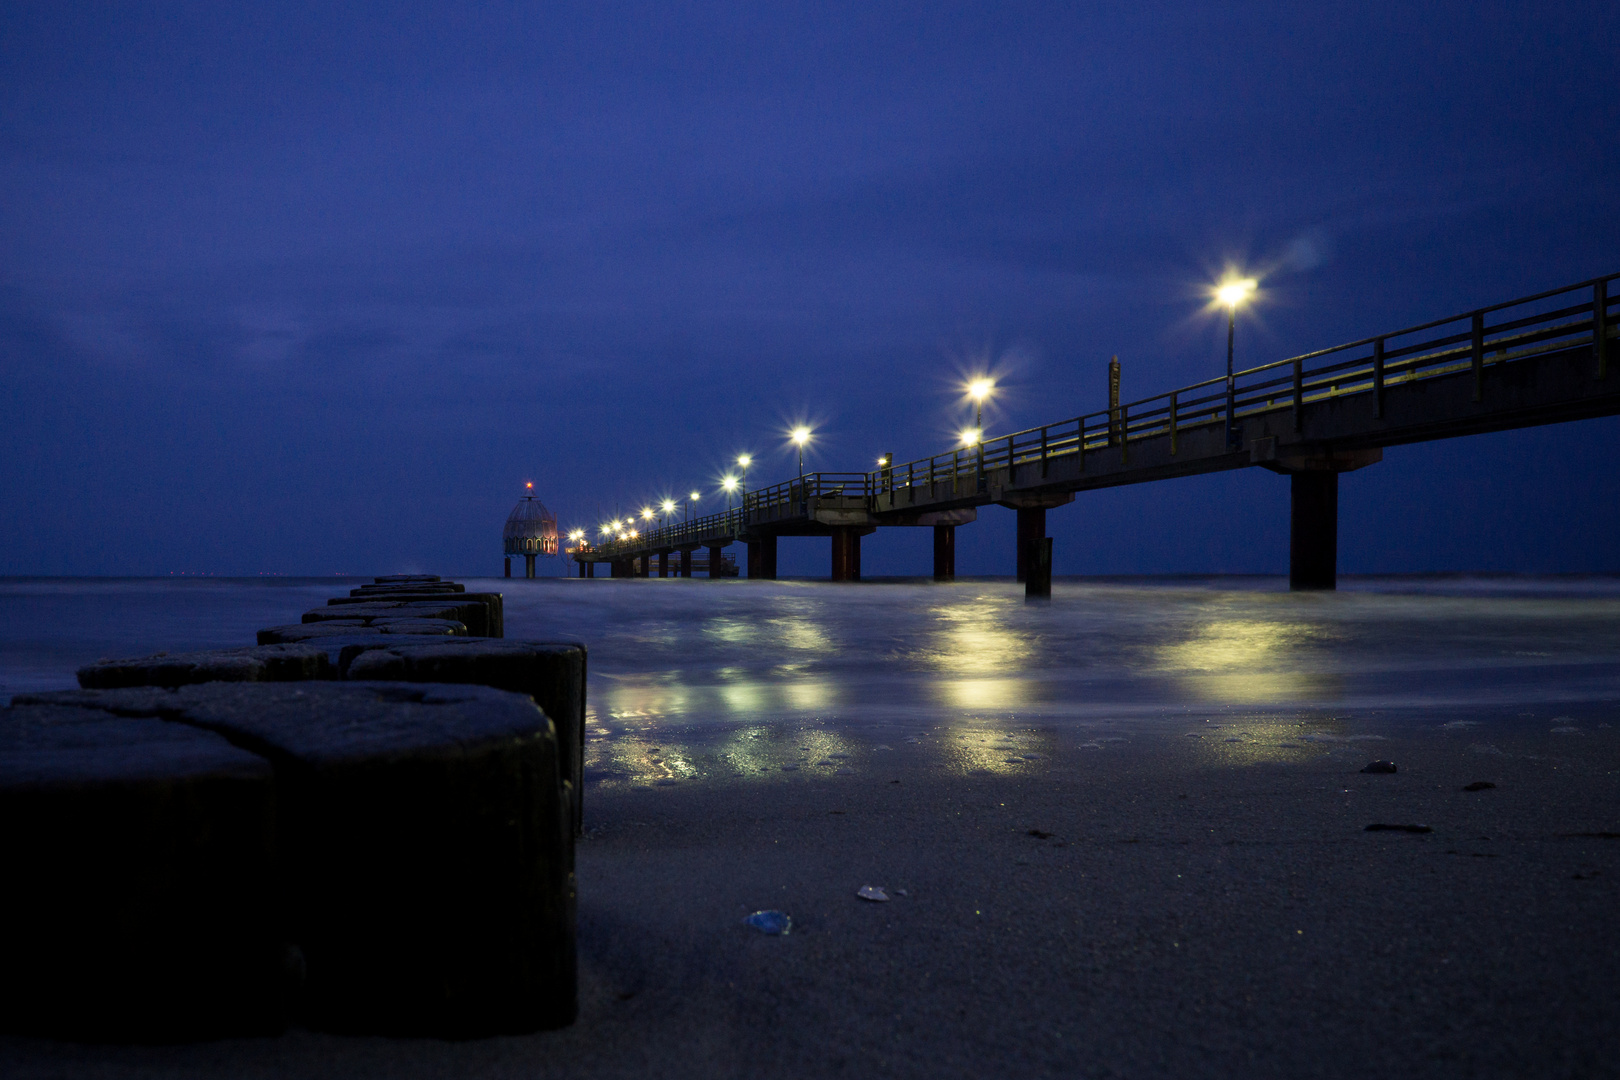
[960,427,981,447]
[722,474,739,510]
[791,427,811,477]
[967,377,994,431]
[686,490,700,520]
[1215,275,1257,450]
[661,499,676,526]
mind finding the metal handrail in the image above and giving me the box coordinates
[582,272,1614,559]
[875,272,1617,488]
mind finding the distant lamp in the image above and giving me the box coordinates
[961,427,981,448]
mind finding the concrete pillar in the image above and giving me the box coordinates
[1026,537,1053,600]
[748,536,777,579]
[831,527,861,582]
[707,545,724,578]
[679,549,692,577]
[1015,507,1046,583]
[586,561,595,578]
[504,557,511,578]
[933,524,956,581]
[524,554,536,579]
[1290,471,1338,591]
[637,556,650,578]
[657,551,670,578]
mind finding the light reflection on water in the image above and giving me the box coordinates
[497,576,1620,789]
[3,576,1616,789]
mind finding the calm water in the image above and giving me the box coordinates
[5,575,1619,783]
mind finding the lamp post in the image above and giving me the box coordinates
[686,490,700,520]
[791,427,811,477]
[722,475,738,511]
[1216,277,1257,450]
[968,378,994,431]
[736,454,751,507]
[661,499,675,528]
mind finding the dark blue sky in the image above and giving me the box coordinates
[3,2,1617,577]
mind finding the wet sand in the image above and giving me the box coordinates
[3,705,1617,1078]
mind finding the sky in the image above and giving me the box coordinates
[2,1,1618,578]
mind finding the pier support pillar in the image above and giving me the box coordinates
[1289,472,1338,591]
[831,527,862,582]
[524,553,536,579]
[1258,445,1382,592]
[657,550,672,578]
[933,524,956,581]
[504,557,511,578]
[1026,537,1053,600]
[679,550,692,577]
[637,556,650,578]
[747,536,777,579]
[1015,508,1045,584]
[708,545,725,578]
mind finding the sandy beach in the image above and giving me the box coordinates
[4,702,1615,1079]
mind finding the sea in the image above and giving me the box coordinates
[4,575,1619,781]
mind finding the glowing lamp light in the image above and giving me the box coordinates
[737,454,752,468]
[690,490,701,500]
[877,456,888,466]
[961,427,982,447]
[1216,277,1258,309]
[722,475,739,492]
[525,481,534,489]
[791,427,811,446]
[661,500,675,514]
[968,378,994,402]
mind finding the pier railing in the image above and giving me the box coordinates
[580,271,1616,563]
[875,272,1617,492]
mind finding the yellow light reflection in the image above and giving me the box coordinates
[1154,617,1342,704]
[782,681,832,711]
[937,677,1029,710]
